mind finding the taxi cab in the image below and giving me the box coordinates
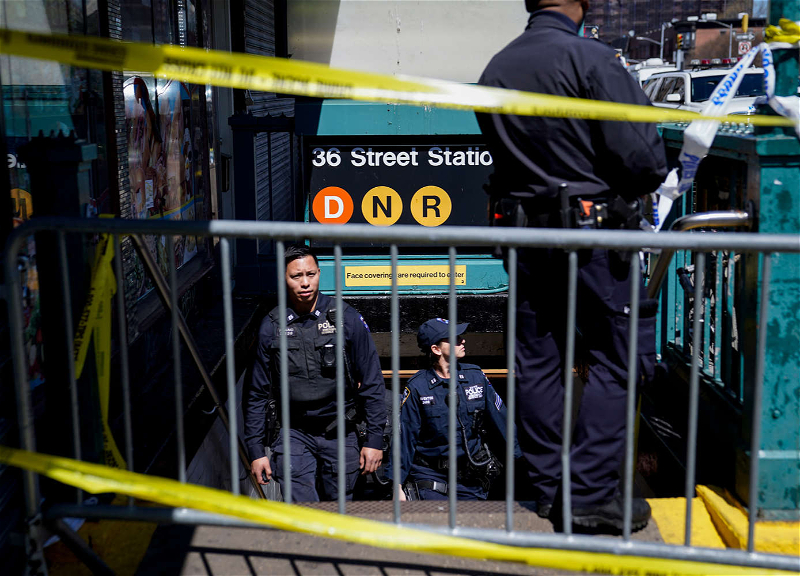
[642,61,764,115]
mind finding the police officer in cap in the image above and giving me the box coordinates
[477,0,666,529]
[244,245,386,501]
[388,318,520,501]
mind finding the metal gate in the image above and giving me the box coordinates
[2,217,799,575]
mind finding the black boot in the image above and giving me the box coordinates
[572,495,651,531]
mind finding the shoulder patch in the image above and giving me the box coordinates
[359,315,370,332]
[401,386,411,407]
[495,394,503,410]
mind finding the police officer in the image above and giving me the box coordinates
[243,245,386,502]
[477,0,666,529]
[388,319,520,501]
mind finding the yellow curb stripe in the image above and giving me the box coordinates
[648,495,726,548]
[697,485,800,556]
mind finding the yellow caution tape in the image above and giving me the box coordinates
[1,448,797,576]
[0,28,794,128]
[765,19,800,44]
[73,232,126,469]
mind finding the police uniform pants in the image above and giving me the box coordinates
[514,248,656,509]
[270,428,361,502]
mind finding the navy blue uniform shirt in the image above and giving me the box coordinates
[243,293,386,462]
[386,363,521,485]
[477,10,667,201]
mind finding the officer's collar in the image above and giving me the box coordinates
[285,293,329,324]
[527,9,580,34]
[428,363,467,389]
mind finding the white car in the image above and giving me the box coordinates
[631,58,677,86]
[642,67,766,115]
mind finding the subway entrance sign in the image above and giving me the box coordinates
[306,140,493,228]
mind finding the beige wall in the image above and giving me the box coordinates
[288,0,529,84]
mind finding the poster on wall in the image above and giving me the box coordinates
[124,76,198,297]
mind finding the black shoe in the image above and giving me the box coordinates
[572,496,651,531]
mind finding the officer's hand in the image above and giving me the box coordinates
[359,447,382,475]
[251,457,272,484]
[397,484,407,501]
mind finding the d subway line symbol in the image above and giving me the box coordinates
[312,185,451,227]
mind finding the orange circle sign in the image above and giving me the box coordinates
[312,186,354,224]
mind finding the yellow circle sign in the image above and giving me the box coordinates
[361,186,402,226]
[410,186,451,227]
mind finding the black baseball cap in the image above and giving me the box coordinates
[417,318,469,351]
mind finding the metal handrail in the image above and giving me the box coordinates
[130,235,267,499]
[646,210,753,299]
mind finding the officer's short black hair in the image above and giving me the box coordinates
[284,245,319,267]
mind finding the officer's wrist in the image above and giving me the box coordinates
[362,435,383,450]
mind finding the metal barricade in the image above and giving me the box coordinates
[3,217,799,575]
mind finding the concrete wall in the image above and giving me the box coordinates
[288,0,529,83]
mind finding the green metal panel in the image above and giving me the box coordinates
[317,254,508,296]
[295,99,481,136]
[660,108,800,516]
[739,157,800,519]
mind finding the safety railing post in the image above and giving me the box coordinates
[113,234,135,507]
[447,245,458,529]
[684,251,705,545]
[57,231,81,504]
[334,244,346,513]
[3,232,47,575]
[220,237,240,496]
[561,250,578,534]
[390,244,401,522]
[166,236,187,483]
[748,253,771,551]
[504,246,517,533]
[276,240,291,504]
[622,252,641,541]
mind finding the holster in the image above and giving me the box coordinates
[489,195,528,228]
[264,399,280,446]
[403,482,420,501]
[464,444,502,492]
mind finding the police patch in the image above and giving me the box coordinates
[465,384,483,400]
[401,387,411,407]
[420,395,435,405]
[317,320,336,335]
[359,315,370,332]
[495,394,503,410]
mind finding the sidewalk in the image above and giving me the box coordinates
[134,501,664,576]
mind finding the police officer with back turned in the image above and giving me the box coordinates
[243,245,386,502]
[478,0,667,530]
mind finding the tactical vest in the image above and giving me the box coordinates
[267,299,351,402]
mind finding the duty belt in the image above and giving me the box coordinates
[416,479,448,496]
[413,453,467,479]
